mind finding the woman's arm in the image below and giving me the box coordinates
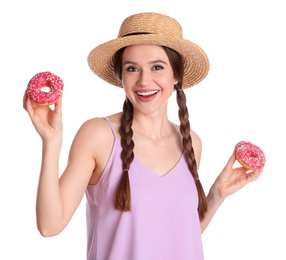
[200,184,224,234]
[23,92,105,237]
[36,121,97,237]
[200,152,263,233]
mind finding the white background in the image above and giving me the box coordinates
[1,0,285,259]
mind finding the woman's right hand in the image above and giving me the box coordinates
[23,91,63,144]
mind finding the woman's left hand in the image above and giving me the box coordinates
[213,151,264,200]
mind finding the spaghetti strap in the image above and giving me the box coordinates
[102,117,118,140]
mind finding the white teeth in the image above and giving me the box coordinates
[137,90,158,96]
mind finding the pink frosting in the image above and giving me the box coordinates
[235,141,266,169]
[27,71,63,105]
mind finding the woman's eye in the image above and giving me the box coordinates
[127,67,138,72]
[152,65,164,70]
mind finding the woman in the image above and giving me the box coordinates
[24,12,263,260]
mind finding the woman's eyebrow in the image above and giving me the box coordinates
[148,60,168,65]
[123,60,168,66]
[122,61,137,66]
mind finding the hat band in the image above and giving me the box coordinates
[121,32,152,38]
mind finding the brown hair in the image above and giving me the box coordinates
[113,46,207,220]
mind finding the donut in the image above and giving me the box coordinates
[235,141,266,170]
[27,71,63,106]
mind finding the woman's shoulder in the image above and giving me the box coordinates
[80,113,122,134]
[190,129,202,147]
[74,113,120,147]
[73,113,122,161]
[172,123,202,146]
[172,122,202,166]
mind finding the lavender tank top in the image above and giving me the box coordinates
[85,118,204,259]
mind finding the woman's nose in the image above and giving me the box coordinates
[137,70,152,87]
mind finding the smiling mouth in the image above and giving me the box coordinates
[136,90,159,97]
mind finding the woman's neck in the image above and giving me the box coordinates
[132,108,175,141]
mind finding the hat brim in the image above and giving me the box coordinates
[88,34,209,89]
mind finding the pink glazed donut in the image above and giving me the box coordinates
[27,71,63,106]
[235,141,266,170]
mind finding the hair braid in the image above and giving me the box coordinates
[114,98,134,211]
[175,85,208,220]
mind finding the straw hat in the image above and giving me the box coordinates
[88,12,210,89]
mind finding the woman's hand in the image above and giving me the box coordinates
[23,91,63,144]
[213,151,264,200]
[200,151,263,233]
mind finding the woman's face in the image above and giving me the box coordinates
[121,44,177,116]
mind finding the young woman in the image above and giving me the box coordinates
[24,12,263,260]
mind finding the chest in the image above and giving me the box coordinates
[133,134,183,177]
[128,152,198,212]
